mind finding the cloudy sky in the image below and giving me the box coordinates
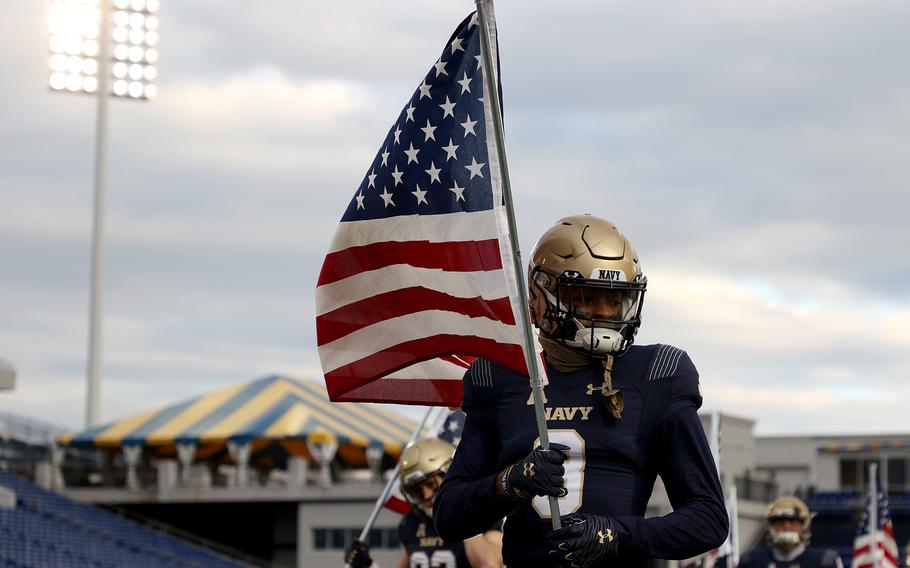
[2,0,908,436]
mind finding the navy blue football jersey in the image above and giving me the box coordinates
[434,344,728,567]
[739,545,844,567]
[399,510,471,567]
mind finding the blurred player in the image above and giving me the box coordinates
[344,437,502,568]
[739,495,843,568]
[434,214,728,567]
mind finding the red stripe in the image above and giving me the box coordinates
[854,544,871,556]
[384,495,411,515]
[324,335,528,404]
[317,239,503,286]
[333,378,465,407]
[316,288,515,346]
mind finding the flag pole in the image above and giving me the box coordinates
[869,462,879,568]
[345,405,439,568]
[474,0,561,529]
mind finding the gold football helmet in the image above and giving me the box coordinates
[766,495,812,547]
[399,438,455,518]
[529,214,646,357]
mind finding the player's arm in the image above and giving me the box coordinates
[395,550,408,568]
[548,350,728,565]
[463,525,504,568]
[613,353,728,559]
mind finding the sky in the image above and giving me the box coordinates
[1,0,908,436]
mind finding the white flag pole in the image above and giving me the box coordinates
[345,405,439,568]
[869,462,879,568]
[474,0,561,529]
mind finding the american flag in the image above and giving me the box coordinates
[852,468,899,568]
[384,409,466,515]
[316,11,529,407]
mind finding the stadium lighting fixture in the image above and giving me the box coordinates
[48,0,160,427]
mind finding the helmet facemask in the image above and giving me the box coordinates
[532,267,646,358]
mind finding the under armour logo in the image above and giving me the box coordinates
[523,463,536,477]
[597,529,614,544]
[586,383,609,396]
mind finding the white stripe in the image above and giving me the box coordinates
[319,310,520,372]
[382,358,468,380]
[315,265,510,316]
[326,211,499,253]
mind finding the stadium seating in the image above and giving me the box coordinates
[0,470,252,567]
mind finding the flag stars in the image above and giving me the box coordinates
[461,115,478,137]
[355,190,365,210]
[425,162,442,184]
[412,183,428,205]
[404,143,420,164]
[465,157,485,179]
[367,168,377,189]
[405,103,416,122]
[439,96,456,119]
[381,148,390,166]
[449,180,466,202]
[475,54,483,70]
[393,125,402,144]
[391,164,404,185]
[457,73,472,95]
[421,119,437,142]
[469,13,478,27]
[434,58,448,77]
[450,36,464,53]
[418,80,432,100]
[379,186,396,208]
[442,139,459,161]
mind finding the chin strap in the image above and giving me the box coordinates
[599,356,624,420]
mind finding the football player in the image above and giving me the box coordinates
[739,495,843,567]
[344,437,503,568]
[433,214,729,567]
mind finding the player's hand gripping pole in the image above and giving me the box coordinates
[474,0,561,530]
[344,406,439,568]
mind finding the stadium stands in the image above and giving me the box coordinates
[0,470,254,568]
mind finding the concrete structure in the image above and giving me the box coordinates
[0,359,15,390]
[757,433,910,495]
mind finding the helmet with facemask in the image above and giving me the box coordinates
[766,495,812,548]
[529,214,646,358]
[398,438,455,519]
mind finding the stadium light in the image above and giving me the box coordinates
[48,0,160,427]
[49,0,159,100]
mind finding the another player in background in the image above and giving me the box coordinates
[739,496,843,568]
[434,214,729,567]
[344,437,502,568]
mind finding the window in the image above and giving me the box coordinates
[312,527,400,550]
[840,458,859,491]
[888,458,907,493]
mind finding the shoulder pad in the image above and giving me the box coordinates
[466,358,495,388]
[821,548,842,567]
[647,344,687,382]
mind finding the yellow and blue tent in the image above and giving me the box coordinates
[57,375,416,467]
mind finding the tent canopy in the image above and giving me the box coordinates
[57,376,417,466]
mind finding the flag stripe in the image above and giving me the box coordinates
[317,238,503,286]
[329,377,464,407]
[317,287,515,346]
[319,310,524,372]
[315,264,510,316]
[325,210,499,253]
[324,334,525,394]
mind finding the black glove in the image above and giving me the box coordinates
[344,539,373,568]
[547,514,626,567]
[503,443,570,498]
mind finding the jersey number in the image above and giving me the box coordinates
[409,550,456,568]
[532,429,585,518]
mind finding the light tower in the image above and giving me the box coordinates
[48,0,160,427]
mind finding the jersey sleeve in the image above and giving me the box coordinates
[614,350,728,559]
[433,360,519,542]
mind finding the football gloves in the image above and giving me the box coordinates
[343,539,373,568]
[547,514,626,567]
[504,443,570,498]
